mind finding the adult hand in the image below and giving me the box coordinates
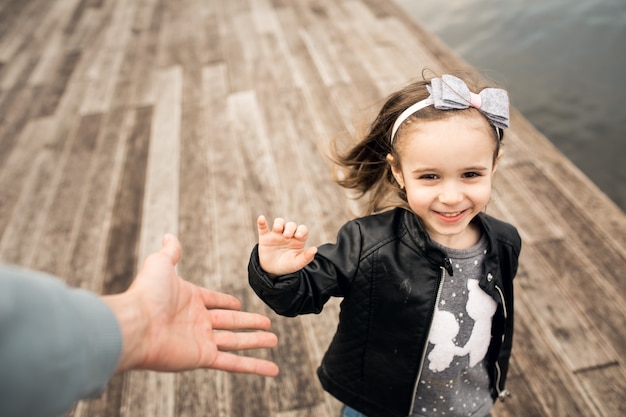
[256,215,318,276]
[103,234,279,377]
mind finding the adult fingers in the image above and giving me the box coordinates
[207,309,272,331]
[199,288,242,311]
[213,330,278,351]
[209,352,280,377]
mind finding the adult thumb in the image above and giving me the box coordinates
[161,233,182,265]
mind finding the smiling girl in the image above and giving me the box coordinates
[248,73,522,417]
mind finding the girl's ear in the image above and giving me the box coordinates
[492,149,504,175]
[386,154,405,188]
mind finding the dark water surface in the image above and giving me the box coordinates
[395,0,626,212]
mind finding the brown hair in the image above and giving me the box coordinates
[330,71,504,215]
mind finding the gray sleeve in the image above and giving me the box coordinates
[0,264,123,417]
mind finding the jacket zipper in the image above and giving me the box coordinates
[494,284,510,400]
[408,260,449,415]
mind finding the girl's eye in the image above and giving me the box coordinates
[462,172,482,179]
[418,174,439,180]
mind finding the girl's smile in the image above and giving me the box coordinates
[433,209,469,222]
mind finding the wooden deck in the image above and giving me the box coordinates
[1,0,625,416]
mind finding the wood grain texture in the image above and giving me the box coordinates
[0,0,623,416]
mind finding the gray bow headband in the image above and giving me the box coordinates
[390,74,510,143]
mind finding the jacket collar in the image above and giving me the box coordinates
[399,208,502,289]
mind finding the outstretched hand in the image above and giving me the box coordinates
[103,234,279,377]
[257,215,318,276]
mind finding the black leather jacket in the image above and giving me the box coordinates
[249,208,521,417]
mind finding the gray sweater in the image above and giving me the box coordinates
[0,264,122,417]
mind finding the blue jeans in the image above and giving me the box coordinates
[341,406,368,417]
[342,405,489,417]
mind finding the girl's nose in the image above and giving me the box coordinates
[438,183,463,204]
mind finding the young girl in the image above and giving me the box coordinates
[248,73,521,417]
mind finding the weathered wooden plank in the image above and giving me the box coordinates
[228,90,283,216]
[334,1,405,94]
[202,62,232,290]
[490,161,566,244]
[0,118,55,263]
[137,66,181,256]
[0,0,46,61]
[206,68,277,417]
[0,1,625,416]
[377,16,447,83]
[30,113,103,276]
[66,108,131,290]
[228,291,279,417]
[79,2,135,114]
[155,0,197,68]
[265,314,326,412]
[511,296,601,416]
[299,25,351,87]
[72,106,153,417]
[68,374,126,417]
[113,0,161,108]
[63,0,94,36]
[177,60,211,287]
[174,55,218,415]
[543,157,626,249]
[531,239,626,361]
[36,50,82,117]
[174,370,223,417]
[513,162,626,295]
[273,7,347,139]
[121,67,182,417]
[0,48,38,90]
[0,86,43,169]
[515,246,617,372]
[490,374,546,417]
[576,364,626,417]
[100,105,152,295]
[216,0,254,92]
[275,392,343,417]
[254,83,347,243]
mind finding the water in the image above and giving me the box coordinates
[395,0,626,212]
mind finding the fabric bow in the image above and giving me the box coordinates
[428,74,509,130]
[390,74,510,143]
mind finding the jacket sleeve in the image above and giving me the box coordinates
[0,264,122,417]
[248,220,363,317]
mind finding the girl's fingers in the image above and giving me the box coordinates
[260,216,308,240]
[283,221,298,237]
[271,218,285,233]
[294,224,308,240]
[257,215,269,235]
[301,246,318,265]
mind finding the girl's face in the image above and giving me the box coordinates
[388,113,500,249]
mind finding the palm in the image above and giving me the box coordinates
[134,276,221,371]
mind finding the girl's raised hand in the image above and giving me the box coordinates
[257,215,318,276]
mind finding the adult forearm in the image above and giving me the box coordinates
[0,265,122,417]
